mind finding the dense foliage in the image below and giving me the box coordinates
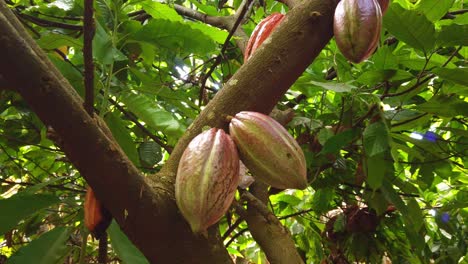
[0,0,466,263]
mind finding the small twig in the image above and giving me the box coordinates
[83,0,95,116]
[16,12,82,30]
[198,0,254,106]
[239,189,282,226]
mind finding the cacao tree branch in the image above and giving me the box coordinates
[0,0,338,261]
[0,3,233,263]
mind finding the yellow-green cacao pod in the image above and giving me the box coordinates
[333,0,382,63]
[229,111,307,190]
[175,128,240,235]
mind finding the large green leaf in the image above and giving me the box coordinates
[383,3,436,53]
[0,193,60,234]
[140,1,183,21]
[37,33,83,50]
[132,19,217,55]
[431,67,468,86]
[437,24,468,47]
[415,94,468,117]
[120,92,186,142]
[309,81,356,93]
[104,111,140,167]
[363,121,391,157]
[365,153,386,190]
[108,221,149,264]
[7,226,71,264]
[415,0,454,22]
[319,129,360,155]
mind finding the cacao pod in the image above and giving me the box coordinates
[333,0,382,63]
[244,13,285,62]
[84,186,112,238]
[175,128,240,235]
[229,111,307,189]
[376,0,390,14]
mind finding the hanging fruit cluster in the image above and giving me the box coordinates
[333,0,389,63]
[175,112,307,235]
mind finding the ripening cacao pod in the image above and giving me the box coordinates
[376,0,390,14]
[333,0,382,63]
[84,187,112,238]
[244,13,285,62]
[229,111,307,189]
[175,128,240,235]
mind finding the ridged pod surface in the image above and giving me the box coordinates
[244,13,285,62]
[229,111,307,190]
[175,128,240,235]
[333,0,382,63]
[377,0,390,14]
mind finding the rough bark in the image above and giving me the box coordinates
[0,0,338,262]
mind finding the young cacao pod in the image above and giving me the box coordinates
[84,186,112,238]
[244,13,285,62]
[175,128,240,235]
[229,111,307,190]
[333,0,382,63]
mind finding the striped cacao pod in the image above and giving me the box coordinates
[333,0,382,63]
[84,187,112,238]
[175,128,240,235]
[377,0,390,14]
[229,111,307,190]
[244,13,285,62]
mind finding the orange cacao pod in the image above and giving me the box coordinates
[333,0,382,63]
[175,128,240,235]
[244,13,285,62]
[229,111,307,189]
[84,187,112,238]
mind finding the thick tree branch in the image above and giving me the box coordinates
[0,3,232,264]
[0,0,338,262]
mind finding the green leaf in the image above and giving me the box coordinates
[120,93,186,142]
[108,221,149,264]
[319,129,360,155]
[0,193,60,234]
[415,94,468,118]
[93,22,127,64]
[365,154,386,190]
[363,121,390,157]
[311,188,334,214]
[416,0,454,22]
[132,19,217,55]
[37,33,83,50]
[7,226,71,264]
[140,1,183,21]
[309,81,356,93]
[104,111,140,167]
[383,3,436,53]
[407,198,424,231]
[188,22,229,44]
[431,67,468,86]
[138,141,162,168]
[437,24,468,47]
[357,70,413,86]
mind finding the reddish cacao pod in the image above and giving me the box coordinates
[84,187,112,238]
[376,0,390,14]
[333,0,382,63]
[229,111,307,190]
[175,128,240,235]
[244,13,285,62]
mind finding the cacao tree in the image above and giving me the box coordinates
[0,0,467,263]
